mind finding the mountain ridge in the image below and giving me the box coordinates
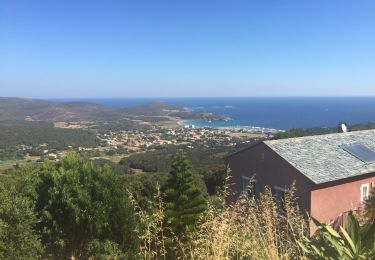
[0,97,188,123]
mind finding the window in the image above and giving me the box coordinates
[361,184,370,202]
[272,186,287,213]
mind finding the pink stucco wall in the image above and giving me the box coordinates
[311,176,375,223]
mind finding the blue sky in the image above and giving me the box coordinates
[0,0,374,98]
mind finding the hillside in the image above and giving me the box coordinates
[0,97,122,122]
[0,97,229,124]
[0,98,184,123]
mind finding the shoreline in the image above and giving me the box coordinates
[179,119,282,133]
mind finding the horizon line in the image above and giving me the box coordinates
[3,95,375,100]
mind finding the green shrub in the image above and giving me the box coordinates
[35,152,138,258]
[298,212,375,259]
[0,184,43,259]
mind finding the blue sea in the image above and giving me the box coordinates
[55,97,375,130]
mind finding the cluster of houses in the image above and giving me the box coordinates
[98,126,265,149]
[227,128,375,232]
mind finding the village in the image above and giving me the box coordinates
[7,124,273,166]
[98,125,272,149]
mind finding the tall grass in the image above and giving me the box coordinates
[129,183,167,259]
[130,176,309,259]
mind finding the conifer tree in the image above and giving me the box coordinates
[163,152,207,235]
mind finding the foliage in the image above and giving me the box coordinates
[93,119,144,132]
[0,183,43,259]
[119,144,226,174]
[34,152,137,258]
[82,239,127,259]
[363,187,375,224]
[0,120,99,160]
[275,122,375,140]
[203,169,226,195]
[163,152,207,236]
[298,212,375,259]
[351,122,375,131]
[124,172,169,209]
[275,128,306,139]
[92,158,132,175]
[119,144,227,195]
[135,178,308,259]
[130,184,168,259]
[186,184,308,259]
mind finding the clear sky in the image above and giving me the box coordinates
[1,0,374,98]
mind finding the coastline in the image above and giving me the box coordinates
[49,97,375,130]
[179,119,282,133]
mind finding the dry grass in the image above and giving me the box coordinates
[130,175,309,260]
[129,184,168,260]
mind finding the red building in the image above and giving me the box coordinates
[226,130,375,228]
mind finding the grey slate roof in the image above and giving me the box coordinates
[264,130,375,184]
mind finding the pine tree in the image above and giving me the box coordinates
[163,152,207,235]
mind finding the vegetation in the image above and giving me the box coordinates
[163,153,207,236]
[119,144,229,195]
[363,187,375,223]
[1,152,375,259]
[34,153,138,258]
[134,180,308,259]
[0,120,99,160]
[92,119,145,132]
[124,172,170,208]
[275,122,375,139]
[0,184,43,259]
[299,212,375,259]
[0,153,138,259]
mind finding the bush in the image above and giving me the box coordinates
[299,212,375,259]
[0,184,43,259]
[363,187,375,224]
[35,152,138,258]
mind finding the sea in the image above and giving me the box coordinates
[54,97,375,131]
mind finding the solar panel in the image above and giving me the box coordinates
[341,143,375,163]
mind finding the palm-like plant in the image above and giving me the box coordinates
[298,212,375,259]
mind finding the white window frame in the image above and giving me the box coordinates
[360,183,370,202]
